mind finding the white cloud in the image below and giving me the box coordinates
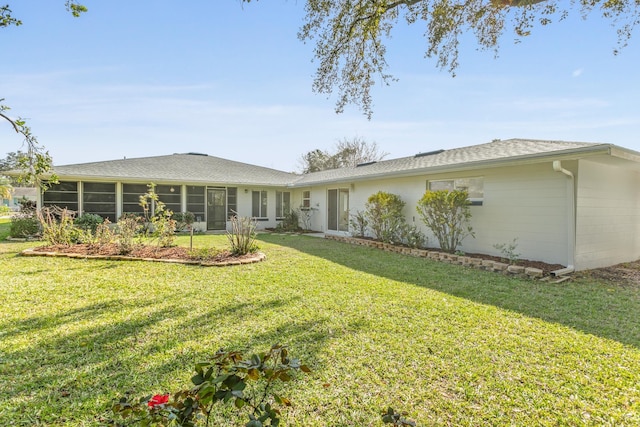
[572,68,584,77]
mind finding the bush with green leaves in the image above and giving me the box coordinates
[74,213,104,234]
[115,213,142,254]
[111,344,311,427]
[416,189,474,253]
[399,223,426,249]
[9,211,40,238]
[493,238,521,265]
[0,205,11,215]
[173,211,196,232]
[364,191,407,244]
[275,210,301,232]
[227,215,258,256]
[349,209,369,238]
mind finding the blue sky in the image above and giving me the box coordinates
[2,1,639,172]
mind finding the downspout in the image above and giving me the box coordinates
[552,161,576,276]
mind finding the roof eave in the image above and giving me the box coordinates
[34,173,294,188]
[289,144,615,187]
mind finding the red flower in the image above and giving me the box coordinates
[147,394,169,408]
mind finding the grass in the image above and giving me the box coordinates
[0,223,639,426]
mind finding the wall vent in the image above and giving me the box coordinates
[415,149,444,158]
[356,161,377,167]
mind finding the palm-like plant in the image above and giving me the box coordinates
[0,176,13,200]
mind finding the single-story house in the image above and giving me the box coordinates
[30,139,640,271]
[1,187,38,211]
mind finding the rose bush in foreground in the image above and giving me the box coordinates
[110,344,310,427]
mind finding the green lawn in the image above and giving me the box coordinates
[1,224,639,425]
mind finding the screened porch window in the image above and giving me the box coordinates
[122,183,148,214]
[43,181,79,212]
[186,186,205,222]
[82,182,116,222]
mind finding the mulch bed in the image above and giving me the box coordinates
[25,244,265,266]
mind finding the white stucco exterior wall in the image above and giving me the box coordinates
[575,159,640,270]
[304,162,572,266]
[474,163,571,266]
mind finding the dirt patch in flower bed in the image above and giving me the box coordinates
[22,244,265,266]
[574,260,640,288]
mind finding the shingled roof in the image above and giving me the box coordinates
[48,139,621,187]
[291,138,611,186]
[50,153,299,186]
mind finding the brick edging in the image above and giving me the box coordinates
[325,235,545,279]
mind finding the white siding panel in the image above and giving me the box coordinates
[575,159,640,270]
[470,163,569,266]
[312,163,570,265]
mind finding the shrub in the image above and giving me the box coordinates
[115,213,141,254]
[9,212,39,238]
[297,207,315,231]
[227,215,258,255]
[275,210,301,232]
[173,211,196,232]
[493,238,521,265]
[111,344,310,427]
[399,223,426,249]
[74,213,104,234]
[93,219,114,247]
[37,207,78,246]
[364,192,406,243]
[0,205,11,215]
[349,209,369,238]
[139,184,177,247]
[416,189,474,253]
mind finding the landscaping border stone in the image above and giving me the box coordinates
[20,248,266,267]
[325,235,552,279]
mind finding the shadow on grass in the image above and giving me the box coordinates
[259,234,640,349]
[0,292,342,425]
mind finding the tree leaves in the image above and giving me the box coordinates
[296,0,639,118]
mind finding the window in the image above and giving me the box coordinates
[122,183,148,214]
[428,177,484,205]
[276,191,291,219]
[186,186,205,222]
[301,190,311,209]
[227,187,237,218]
[43,181,78,211]
[327,188,349,232]
[83,182,116,222]
[252,190,268,219]
[156,185,181,213]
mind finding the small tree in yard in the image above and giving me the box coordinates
[365,191,406,243]
[139,184,177,248]
[416,189,475,253]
